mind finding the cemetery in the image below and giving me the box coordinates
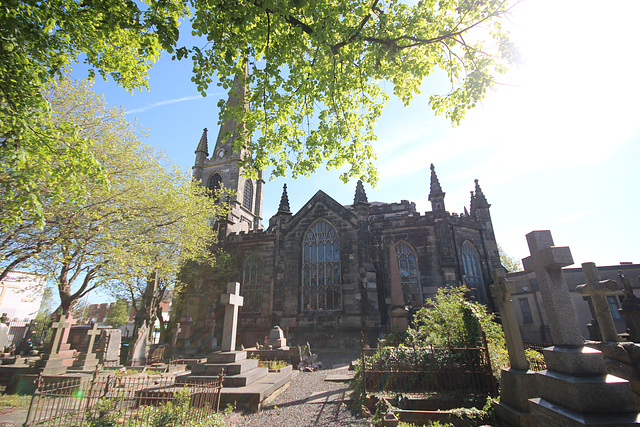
[0,230,639,426]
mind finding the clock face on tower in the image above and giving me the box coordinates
[217,148,225,158]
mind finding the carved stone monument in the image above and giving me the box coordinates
[388,242,409,332]
[491,268,538,427]
[71,322,101,371]
[575,262,620,343]
[98,329,122,367]
[34,313,77,375]
[522,230,639,426]
[220,282,243,352]
[266,325,289,350]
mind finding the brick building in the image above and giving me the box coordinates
[172,85,503,352]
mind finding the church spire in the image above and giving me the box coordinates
[354,180,369,205]
[212,65,250,162]
[428,163,446,212]
[277,184,291,214]
[195,128,208,156]
[474,179,490,208]
[469,190,477,213]
[428,163,445,200]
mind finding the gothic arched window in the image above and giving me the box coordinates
[243,180,253,211]
[462,241,485,301]
[302,220,341,310]
[396,242,421,307]
[241,254,263,313]
[207,173,222,197]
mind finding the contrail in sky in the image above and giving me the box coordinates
[126,95,205,114]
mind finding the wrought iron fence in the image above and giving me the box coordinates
[24,371,223,426]
[361,343,497,396]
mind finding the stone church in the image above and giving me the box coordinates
[174,83,503,351]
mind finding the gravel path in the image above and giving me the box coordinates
[223,352,370,427]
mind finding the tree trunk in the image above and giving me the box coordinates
[127,272,159,366]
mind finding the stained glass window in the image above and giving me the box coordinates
[242,254,262,313]
[302,220,341,310]
[396,242,421,307]
[243,180,253,211]
[462,241,484,300]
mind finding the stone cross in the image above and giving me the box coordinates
[490,268,529,370]
[522,230,583,346]
[60,313,77,345]
[575,262,620,342]
[220,282,243,352]
[50,314,72,355]
[86,322,101,354]
[171,322,181,347]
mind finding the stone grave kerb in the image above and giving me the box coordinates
[220,282,243,352]
[576,262,620,342]
[522,230,583,346]
[490,268,529,370]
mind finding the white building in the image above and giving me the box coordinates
[0,271,46,321]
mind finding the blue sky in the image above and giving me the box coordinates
[80,0,640,274]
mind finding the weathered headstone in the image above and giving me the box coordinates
[388,242,409,332]
[491,268,538,427]
[129,322,149,366]
[619,272,640,343]
[575,262,620,342]
[0,321,9,352]
[98,329,122,367]
[34,313,77,375]
[266,325,289,350]
[71,322,101,371]
[522,230,639,426]
[220,282,243,352]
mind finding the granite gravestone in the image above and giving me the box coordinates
[491,268,538,427]
[522,230,639,426]
[575,262,620,343]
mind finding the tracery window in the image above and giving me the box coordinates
[243,180,253,211]
[207,173,222,197]
[462,241,485,301]
[241,254,263,313]
[396,242,421,307]
[302,220,341,310]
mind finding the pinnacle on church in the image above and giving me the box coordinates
[428,163,445,201]
[195,128,208,155]
[474,179,490,208]
[354,180,368,204]
[278,184,291,214]
[470,190,477,213]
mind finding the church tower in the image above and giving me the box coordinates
[192,73,264,236]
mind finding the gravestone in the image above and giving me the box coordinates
[129,321,149,366]
[98,329,122,367]
[619,272,640,343]
[0,321,9,352]
[34,313,77,375]
[266,326,289,350]
[522,230,639,426]
[388,242,409,332]
[491,268,538,427]
[575,262,620,343]
[71,322,101,371]
[220,282,243,352]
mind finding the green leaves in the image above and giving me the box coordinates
[187,0,516,185]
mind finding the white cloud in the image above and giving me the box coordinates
[126,95,205,114]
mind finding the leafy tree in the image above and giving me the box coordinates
[184,0,517,183]
[107,300,130,329]
[5,79,222,321]
[2,0,517,225]
[1,0,188,226]
[498,244,522,273]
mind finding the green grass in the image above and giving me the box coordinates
[0,393,32,410]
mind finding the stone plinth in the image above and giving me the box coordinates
[266,326,289,350]
[495,368,538,427]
